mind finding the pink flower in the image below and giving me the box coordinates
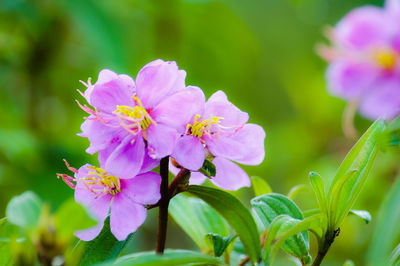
[321,0,400,120]
[78,59,204,179]
[170,91,265,191]
[57,161,161,241]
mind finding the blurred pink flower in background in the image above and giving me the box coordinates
[320,0,400,120]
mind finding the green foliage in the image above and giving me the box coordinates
[206,233,236,257]
[251,193,311,264]
[309,172,328,215]
[327,120,385,230]
[389,243,400,266]
[349,210,371,224]
[199,160,216,178]
[367,178,400,265]
[113,249,223,266]
[80,217,131,265]
[6,191,43,229]
[0,218,12,266]
[251,176,272,197]
[262,214,325,265]
[169,193,230,253]
[188,185,261,263]
[287,184,308,200]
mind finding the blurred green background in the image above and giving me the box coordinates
[1,0,398,265]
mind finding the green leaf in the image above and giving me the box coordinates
[0,239,12,266]
[251,193,311,263]
[327,120,385,229]
[343,259,355,266]
[188,185,261,263]
[389,243,400,266]
[263,214,325,265]
[113,249,223,266]
[367,178,400,265]
[309,172,327,215]
[80,217,131,265]
[54,198,97,242]
[6,191,43,229]
[251,176,272,197]
[199,160,216,178]
[287,184,308,200]
[206,233,236,257]
[0,218,6,228]
[169,193,230,252]
[349,210,371,224]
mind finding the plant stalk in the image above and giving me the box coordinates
[155,157,170,254]
[312,228,340,266]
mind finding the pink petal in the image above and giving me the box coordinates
[152,86,205,133]
[326,60,379,100]
[136,60,186,109]
[139,150,160,173]
[359,75,400,120]
[74,167,112,221]
[172,135,205,171]
[189,172,208,185]
[210,157,250,191]
[334,6,391,50]
[146,123,178,159]
[169,161,207,185]
[104,135,145,179]
[79,119,127,155]
[110,193,147,241]
[204,90,249,128]
[74,222,105,241]
[121,172,161,205]
[206,123,265,165]
[89,76,135,114]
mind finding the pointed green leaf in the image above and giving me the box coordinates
[389,243,400,266]
[6,191,43,229]
[287,184,308,200]
[169,193,230,252]
[309,172,327,215]
[367,178,400,265]
[349,210,371,224]
[114,249,222,266]
[263,214,325,265]
[328,120,385,229]
[188,185,261,263]
[251,193,311,263]
[80,217,132,265]
[251,176,272,196]
[206,233,236,257]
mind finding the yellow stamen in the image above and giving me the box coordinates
[376,49,397,70]
[82,166,121,195]
[187,114,222,139]
[114,94,153,132]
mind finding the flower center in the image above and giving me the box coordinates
[375,49,398,70]
[186,114,222,139]
[82,166,121,196]
[113,95,155,137]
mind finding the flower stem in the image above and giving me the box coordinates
[312,228,340,266]
[155,156,170,254]
[168,168,190,197]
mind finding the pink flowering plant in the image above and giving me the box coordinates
[2,52,400,263]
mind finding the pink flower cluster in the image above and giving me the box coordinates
[321,0,400,120]
[58,59,265,241]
